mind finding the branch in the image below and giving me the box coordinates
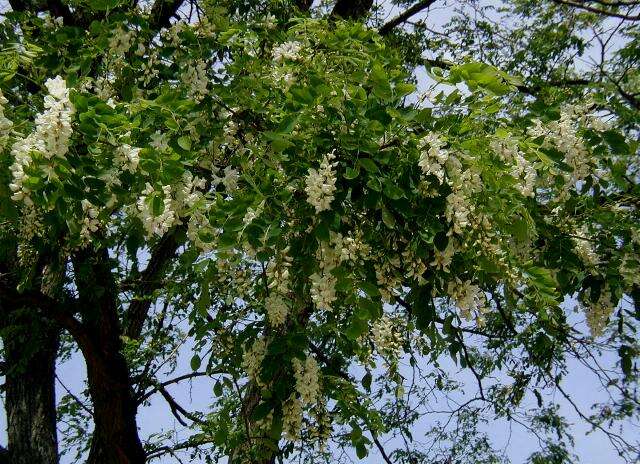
[295,0,313,11]
[550,0,640,20]
[149,0,185,30]
[158,385,206,426]
[424,58,592,96]
[379,0,438,35]
[331,0,374,19]
[370,431,394,464]
[124,228,182,339]
[138,371,211,403]
[9,0,77,26]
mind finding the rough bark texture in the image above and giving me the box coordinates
[85,349,146,464]
[73,248,146,464]
[3,316,59,464]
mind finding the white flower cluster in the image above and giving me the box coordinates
[115,144,141,173]
[431,240,456,272]
[150,131,169,152]
[621,253,640,288]
[282,394,303,440]
[402,247,427,284]
[445,190,473,235]
[573,225,599,267]
[273,41,303,62]
[418,132,448,184]
[447,278,487,324]
[371,315,402,359]
[305,151,337,213]
[0,90,12,140]
[10,76,74,205]
[266,248,293,294]
[80,199,100,242]
[242,337,267,382]
[292,356,321,405]
[266,293,289,326]
[529,108,590,189]
[136,183,176,237]
[375,257,402,303]
[174,171,207,210]
[212,166,239,192]
[109,26,135,55]
[310,272,337,311]
[183,60,208,101]
[584,288,615,338]
[329,230,370,264]
[491,137,536,197]
[242,200,265,227]
[310,240,341,311]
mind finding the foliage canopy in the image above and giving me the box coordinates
[0,0,639,463]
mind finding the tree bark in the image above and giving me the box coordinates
[331,0,374,19]
[84,349,146,464]
[73,248,146,464]
[3,316,59,464]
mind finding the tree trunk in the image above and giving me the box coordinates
[3,317,59,464]
[73,248,146,464]
[84,348,146,464]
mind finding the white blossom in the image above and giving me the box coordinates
[584,288,615,338]
[0,90,12,136]
[310,272,337,311]
[448,278,486,323]
[305,152,337,213]
[115,144,141,172]
[136,183,176,237]
[292,356,320,405]
[10,76,74,204]
[183,60,208,101]
[273,41,303,62]
[222,166,239,191]
[266,294,289,326]
[282,394,303,440]
[418,132,448,184]
[242,337,267,382]
[150,131,169,152]
[371,315,402,358]
[109,26,135,55]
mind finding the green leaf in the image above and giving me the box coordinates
[344,166,360,179]
[345,317,368,340]
[190,354,201,371]
[383,180,405,200]
[381,207,395,229]
[152,195,164,216]
[214,381,223,397]
[214,422,228,445]
[362,372,372,391]
[177,136,191,151]
[359,158,379,173]
[356,442,368,459]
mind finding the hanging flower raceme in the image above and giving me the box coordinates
[305,151,337,213]
[9,76,75,205]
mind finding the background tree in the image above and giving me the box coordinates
[0,1,638,463]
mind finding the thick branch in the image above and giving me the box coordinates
[149,0,185,30]
[550,0,640,20]
[331,0,374,19]
[124,228,181,339]
[9,0,77,26]
[380,0,438,35]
